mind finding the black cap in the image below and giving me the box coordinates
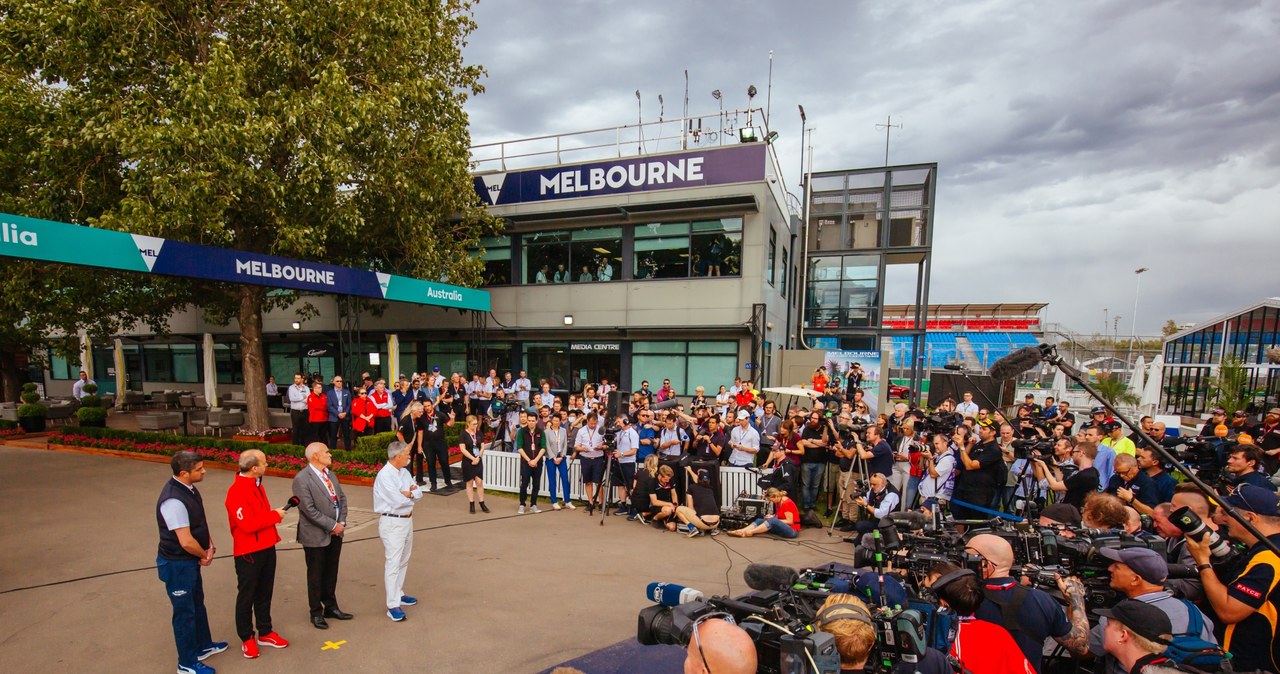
[1095,599,1172,644]
[1091,406,1106,415]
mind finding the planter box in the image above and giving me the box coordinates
[232,434,291,444]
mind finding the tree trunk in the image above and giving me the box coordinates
[0,348,21,403]
[238,286,269,430]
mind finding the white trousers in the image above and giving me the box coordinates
[379,516,414,609]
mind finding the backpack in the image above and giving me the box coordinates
[1161,598,1230,671]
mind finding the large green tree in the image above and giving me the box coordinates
[4,0,495,427]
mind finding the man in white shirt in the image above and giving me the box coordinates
[537,382,556,410]
[727,410,760,467]
[373,441,423,622]
[574,413,607,514]
[956,392,979,417]
[612,415,640,516]
[287,373,311,446]
[465,374,482,416]
[514,370,532,409]
[659,414,689,458]
[72,370,95,400]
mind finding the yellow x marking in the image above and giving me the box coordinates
[321,640,347,651]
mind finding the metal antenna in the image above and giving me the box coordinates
[875,115,902,165]
[635,90,643,153]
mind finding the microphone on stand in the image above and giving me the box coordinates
[988,345,1051,381]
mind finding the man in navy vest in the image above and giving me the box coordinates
[156,450,228,674]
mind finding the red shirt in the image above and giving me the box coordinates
[224,473,282,557]
[775,497,802,532]
[949,618,1034,674]
[734,390,754,408]
[369,389,392,418]
[307,392,328,423]
[351,396,373,433]
[812,373,828,393]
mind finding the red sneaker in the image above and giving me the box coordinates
[256,631,289,649]
[242,639,260,659]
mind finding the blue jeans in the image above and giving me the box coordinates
[752,517,799,539]
[546,458,570,503]
[800,462,825,510]
[904,475,921,511]
[157,556,212,667]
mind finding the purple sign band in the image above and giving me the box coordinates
[474,143,767,207]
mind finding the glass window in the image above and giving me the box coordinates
[843,255,878,280]
[630,341,739,395]
[475,235,511,286]
[571,227,621,283]
[48,350,76,380]
[632,355,687,395]
[687,355,736,392]
[767,227,777,286]
[213,343,241,384]
[888,210,927,247]
[524,342,570,392]
[780,245,788,297]
[635,235,689,278]
[523,230,570,285]
[172,344,199,383]
[418,341,467,378]
[144,345,174,382]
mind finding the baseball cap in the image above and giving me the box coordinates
[1091,406,1106,415]
[1097,547,1168,585]
[1094,599,1173,644]
[1211,406,1227,415]
[1225,484,1280,517]
[737,410,750,420]
[696,469,710,481]
[432,365,441,372]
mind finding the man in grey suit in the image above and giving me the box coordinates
[292,442,352,629]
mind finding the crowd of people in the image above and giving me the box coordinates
[157,363,1280,673]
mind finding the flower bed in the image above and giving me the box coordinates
[50,427,384,480]
[233,427,292,444]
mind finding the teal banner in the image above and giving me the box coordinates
[0,212,490,312]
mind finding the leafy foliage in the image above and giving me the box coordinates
[1207,355,1258,414]
[1092,372,1140,407]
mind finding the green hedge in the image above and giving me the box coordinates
[54,426,388,466]
[0,420,16,430]
[354,423,463,453]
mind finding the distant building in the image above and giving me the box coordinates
[1161,297,1280,415]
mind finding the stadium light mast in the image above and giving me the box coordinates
[1128,267,1149,374]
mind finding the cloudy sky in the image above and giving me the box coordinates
[463,0,1280,336]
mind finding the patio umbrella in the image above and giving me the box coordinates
[202,333,218,407]
[113,339,126,399]
[1128,355,1146,401]
[1141,355,1164,413]
[80,333,93,379]
[1051,365,1067,399]
[387,334,400,381]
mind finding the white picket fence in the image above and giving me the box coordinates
[476,447,764,504]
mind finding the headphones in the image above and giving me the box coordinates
[930,568,976,593]
[815,602,872,627]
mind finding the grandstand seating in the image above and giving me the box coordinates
[887,331,1041,369]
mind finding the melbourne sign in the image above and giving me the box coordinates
[0,212,490,312]
[474,143,767,207]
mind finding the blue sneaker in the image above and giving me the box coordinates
[197,642,228,661]
[177,662,216,674]
[387,607,406,622]
[400,595,418,606]
[626,513,639,521]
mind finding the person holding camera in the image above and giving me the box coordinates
[856,425,894,485]
[917,432,956,513]
[1185,484,1280,672]
[1034,441,1098,509]
[676,467,721,537]
[965,534,1090,670]
[951,419,1005,520]
[814,593,952,673]
[797,412,833,514]
[852,473,898,535]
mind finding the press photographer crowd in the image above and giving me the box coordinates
[160,354,1280,674]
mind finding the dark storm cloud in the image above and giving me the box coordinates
[464,0,1280,333]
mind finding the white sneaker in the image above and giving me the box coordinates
[565,502,576,510]
[552,503,562,511]
[518,505,526,514]
[531,505,542,513]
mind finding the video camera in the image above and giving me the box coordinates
[1010,437,1055,460]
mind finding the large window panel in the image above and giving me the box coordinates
[692,218,742,276]
[144,345,174,382]
[635,235,689,278]
[524,342,571,391]
[475,235,512,286]
[687,355,737,392]
[213,343,241,384]
[48,350,77,380]
[632,355,686,394]
[570,227,622,283]
[522,231,569,285]
[172,344,200,383]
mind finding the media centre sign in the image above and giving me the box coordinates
[570,343,621,352]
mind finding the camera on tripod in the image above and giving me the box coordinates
[1010,438,1055,460]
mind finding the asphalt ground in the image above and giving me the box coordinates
[0,444,854,673]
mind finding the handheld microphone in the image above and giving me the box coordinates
[282,496,301,511]
[645,582,704,607]
[988,345,1049,381]
[743,563,800,591]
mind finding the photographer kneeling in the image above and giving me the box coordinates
[852,473,899,536]
[1185,484,1280,672]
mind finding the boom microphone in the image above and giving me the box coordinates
[743,563,799,591]
[988,345,1048,381]
[645,582,705,607]
[649,398,681,412]
[282,496,301,511]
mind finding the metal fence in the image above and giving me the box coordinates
[478,447,763,504]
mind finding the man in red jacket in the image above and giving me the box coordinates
[224,449,291,659]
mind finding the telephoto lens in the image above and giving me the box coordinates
[1170,505,1233,560]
